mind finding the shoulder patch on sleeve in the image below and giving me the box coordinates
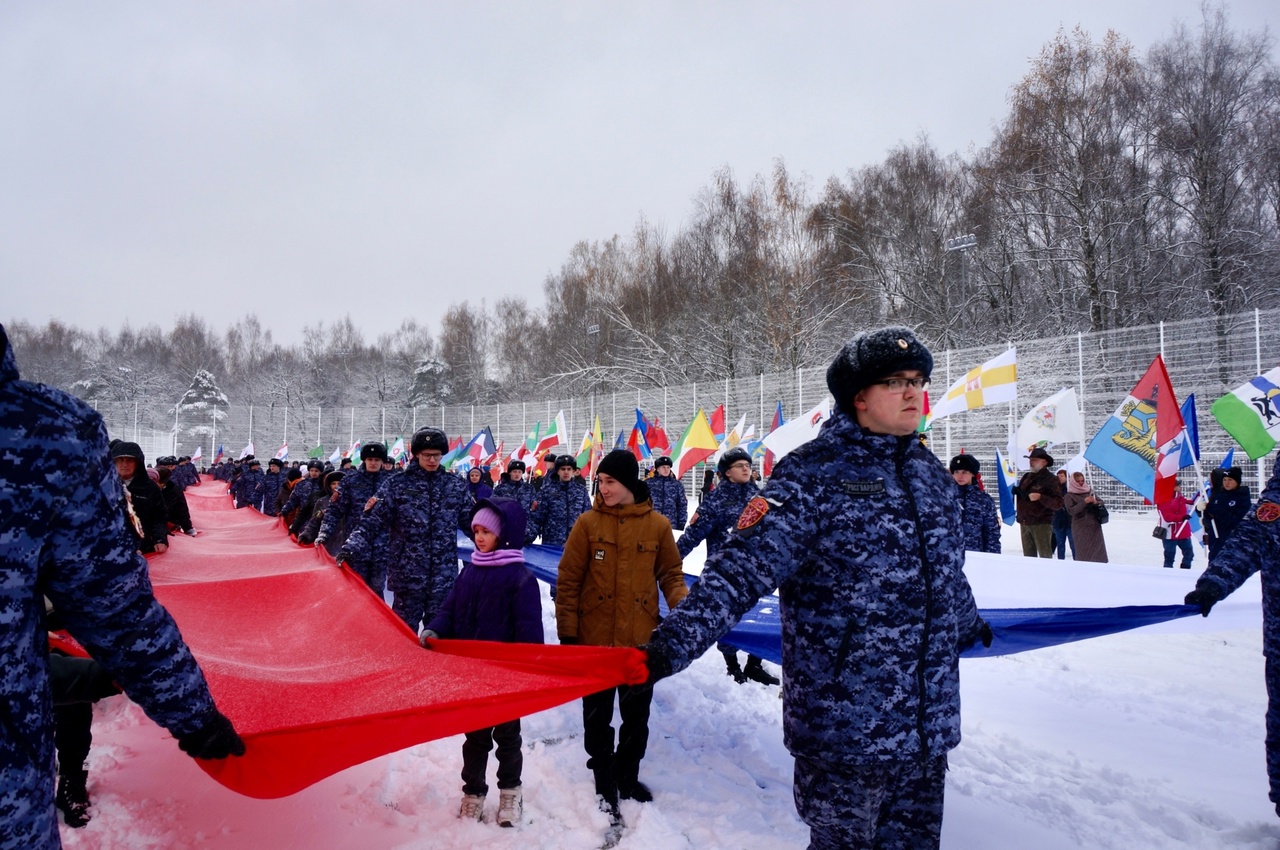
[737,496,771,531]
[1257,501,1280,523]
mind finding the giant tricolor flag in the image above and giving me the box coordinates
[1084,354,1184,500]
[1212,367,1280,460]
[928,348,1018,423]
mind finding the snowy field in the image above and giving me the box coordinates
[58,513,1279,850]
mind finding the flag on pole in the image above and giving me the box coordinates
[928,348,1018,423]
[760,399,831,463]
[275,443,289,461]
[328,445,342,465]
[1084,354,1184,500]
[763,400,785,478]
[647,417,671,454]
[238,441,255,460]
[589,416,605,479]
[1014,388,1086,461]
[1211,367,1280,460]
[536,411,567,455]
[709,405,726,444]
[191,446,203,463]
[574,428,593,472]
[1179,395,1200,466]
[307,445,325,459]
[346,441,362,460]
[389,437,407,463]
[672,409,718,479]
[994,449,1017,526]
[626,408,652,461]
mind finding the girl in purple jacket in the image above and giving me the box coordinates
[421,497,543,828]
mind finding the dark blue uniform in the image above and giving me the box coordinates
[648,474,688,531]
[343,462,470,632]
[957,482,1001,554]
[492,478,535,517]
[677,479,757,558]
[257,469,284,516]
[1189,453,1280,810]
[0,326,223,850]
[1205,484,1253,560]
[529,478,591,547]
[648,410,983,849]
[320,463,389,592]
[233,467,264,509]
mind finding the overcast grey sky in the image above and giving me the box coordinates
[2,1,1277,347]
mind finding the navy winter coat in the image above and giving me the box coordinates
[648,473,689,531]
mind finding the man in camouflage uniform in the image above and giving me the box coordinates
[529,455,592,547]
[258,457,286,517]
[0,324,244,850]
[646,455,687,533]
[339,428,470,633]
[645,326,989,850]
[677,446,778,685]
[1185,451,1280,817]
[233,457,265,510]
[950,453,1001,554]
[175,455,201,489]
[493,459,536,515]
[319,442,390,593]
[281,458,323,518]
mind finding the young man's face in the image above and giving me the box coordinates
[722,459,752,485]
[509,468,524,482]
[597,473,633,507]
[416,449,443,472]
[951,469,974,486]
[364,457,383,473]
[656,465,672,477]
[309,467,322,478]
[852,370,927,437]
[558,465,575,482]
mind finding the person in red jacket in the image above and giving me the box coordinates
[1157,489,1197,569]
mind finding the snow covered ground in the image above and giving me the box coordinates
[58,513,1280,849]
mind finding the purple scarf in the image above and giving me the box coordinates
[470,548,525,567]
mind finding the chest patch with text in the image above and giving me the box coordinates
[841,479,886,496]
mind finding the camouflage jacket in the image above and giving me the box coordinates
[233,467,264,509]
[530,477,592,547]
[648,474,689,531]
[677,479,757,558]
[957,483,1001,554]
[1193,452,1280,645]
[492,478,536,518]
[319,464,387,548]
[0,326,218,850]
[343,462,470,591]
[648,409,983,766]
[257,470,284,516]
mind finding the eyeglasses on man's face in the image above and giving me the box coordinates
[872,377,929,392]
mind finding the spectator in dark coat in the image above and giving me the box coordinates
[1063,471,1108,563]
[1015,447,1063,558]
[466,466,494,504]
[297,471,344,554]
[1051,469,1076,559]
[109,441,169,554]
[1204,466,1252,561]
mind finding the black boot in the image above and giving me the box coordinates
[722,650,747,684]
[56,770,91,828]
[616,762,653,803]
[589,758,619,816]
[743,655,780,686]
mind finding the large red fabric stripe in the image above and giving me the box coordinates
[149,477,645,799]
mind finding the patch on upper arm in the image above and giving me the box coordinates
[1257,502,1280,523]
[737,496,772,531]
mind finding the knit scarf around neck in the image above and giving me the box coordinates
[470,548,525,567]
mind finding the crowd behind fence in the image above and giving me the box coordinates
[95,308,1280,514]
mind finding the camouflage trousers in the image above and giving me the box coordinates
[793,754,946,850]
[389,561,459,634]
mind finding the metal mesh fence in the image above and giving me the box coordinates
[93,308,1280,512]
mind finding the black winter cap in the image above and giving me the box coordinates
[717,447,751,475]
[411,428,449,455]
[949,453,980,474]
[653,455,673,468]
[596,449,649,503]
[826,326,933,414]
[360,442,388,462]
[554,454,578,471]
[110,441,146,464]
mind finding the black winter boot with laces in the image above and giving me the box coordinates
[56,770,91,828]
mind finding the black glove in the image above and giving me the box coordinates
[558,635,579,646]
[335,548,352,566]
[1184,587,1221,617]
[641,643,673,686]
[973,618,994,649]
[177,710,246,760]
